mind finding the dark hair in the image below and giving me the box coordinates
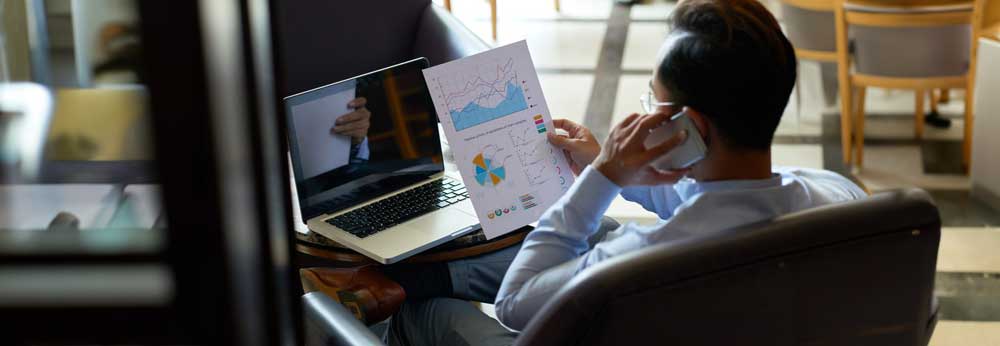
[658,0,796,151]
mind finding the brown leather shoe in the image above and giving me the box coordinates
[300,266,406,325]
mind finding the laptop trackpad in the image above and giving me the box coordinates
[404,208,478,239]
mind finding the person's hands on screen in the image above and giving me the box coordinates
[593,112,690,187]
[547,118,601,176]
[331,97,371,145]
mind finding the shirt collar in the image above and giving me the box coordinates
[672,173,784,201]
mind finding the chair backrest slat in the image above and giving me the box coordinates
[782,0,837,11]
[844,9,973,27]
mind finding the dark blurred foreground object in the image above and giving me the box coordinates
[46,211,80,232]
[300,266,405,325]
[274,0,489,96]
[303,189,941,346]
[2,1,301,344]
[0,82,53,182]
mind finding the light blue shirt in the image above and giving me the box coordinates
[494,165,867,330]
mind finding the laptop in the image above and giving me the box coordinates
[284,58,480,264]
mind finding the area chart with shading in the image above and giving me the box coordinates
[422,40,575,239]
[437,58,529,131]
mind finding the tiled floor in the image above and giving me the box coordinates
[440,0,1000,343]
[621,23,668,70]
[538,73,594,124]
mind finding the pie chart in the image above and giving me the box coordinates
[473,153,506,186]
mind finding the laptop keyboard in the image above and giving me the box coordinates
[324,177,469,238]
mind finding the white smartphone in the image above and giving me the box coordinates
[642,110,707,170]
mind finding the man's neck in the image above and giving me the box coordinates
[690,149,773,182]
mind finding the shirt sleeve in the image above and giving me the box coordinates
[494,165,621,330]
[349,137,370,163]
[620,184,683,219]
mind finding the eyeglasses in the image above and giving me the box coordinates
[639,80,676,114]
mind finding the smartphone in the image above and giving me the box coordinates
[642,110,707,170]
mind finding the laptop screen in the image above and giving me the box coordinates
[284,58,444,219]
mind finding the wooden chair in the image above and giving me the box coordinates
[966,0,1000,168]
[443,0,562,40]
[779,0,848,161]
[834,0,977,168]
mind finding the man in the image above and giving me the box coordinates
[333,97,373,163]
[385,0,867,344]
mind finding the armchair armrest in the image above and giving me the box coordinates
[302,292,385,346]
[414,4,491,67]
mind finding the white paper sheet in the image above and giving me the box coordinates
[289,81,355,179]
[423,41,575,239]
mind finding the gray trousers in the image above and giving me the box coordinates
[385,217,620,346]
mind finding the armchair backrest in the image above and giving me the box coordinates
[516,189,941,346]
[273,0,431,95]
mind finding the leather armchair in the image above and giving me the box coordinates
[274,0,489,96]
[303,189,941,345]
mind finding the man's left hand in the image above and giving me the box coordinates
[332,97,371,145]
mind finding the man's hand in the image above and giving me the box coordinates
[331,97,371,145]
[547,119,600,176]
[593,112,690,187]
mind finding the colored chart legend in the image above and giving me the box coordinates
[534,114,546,133]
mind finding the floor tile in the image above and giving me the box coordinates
[936,272,1000,321]
[621,22,668,70]
[862,116,965,141]
[776,109,824,137]
[922,140,965,175]
[539,73,594,125]
[630,0,674,20]
[928,190,1000,228]
[444,3,607,70]
[772,144,824,169]
[938,227,1000,273]
[860,88,967,119]
[930,321,1000,346]
[484,21,606,69]
[852,146,970,191]
[612,75,652,127]
[778,61,831,137]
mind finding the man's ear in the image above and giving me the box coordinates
[683,107,711,142]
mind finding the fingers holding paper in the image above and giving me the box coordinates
[331,97,371,145]
[547,118,600,176]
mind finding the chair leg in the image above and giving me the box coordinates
[940,88,951,103]
[854,87,867,167]
[554,0,561,12]
[795,66,803,125]
[490,0,498,41]
[444,0,452,11]
[929,89,939,115]
[915,89,925,139]
[964,84,974,173]
[833,4,853,165]
[838,83,853,165]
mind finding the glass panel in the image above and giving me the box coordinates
[0,0,163,254]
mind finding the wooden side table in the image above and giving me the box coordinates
[295,225,530,266]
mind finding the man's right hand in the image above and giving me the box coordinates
[547,118,601,176]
